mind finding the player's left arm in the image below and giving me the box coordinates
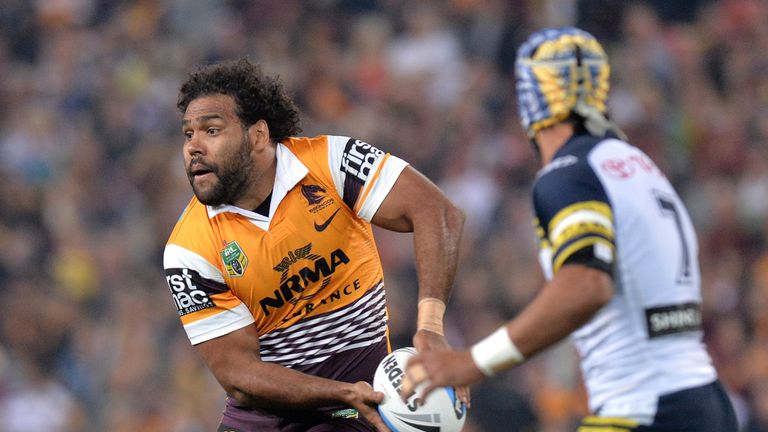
[402,155,616,399]
[500,262,614,358]
[371,165,466,353]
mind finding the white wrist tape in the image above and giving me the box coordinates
[470,326,525,376]
[417,298,446,336]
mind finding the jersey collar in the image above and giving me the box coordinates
[206,143,308,226]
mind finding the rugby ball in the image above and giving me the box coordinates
[373,347,466,432]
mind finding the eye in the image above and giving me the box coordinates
[207,128,220,136]
[184,130,193,140]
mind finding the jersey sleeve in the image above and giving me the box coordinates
[533,157,615,276]
[164,243,255,345]
[326,135,408,222]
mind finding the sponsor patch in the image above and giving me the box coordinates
[645,303,701,338]
[261,248,350,318]
[341,138,384,183]
[600,153,661,180]
[273,243,322,278]
[340,138,385,208]
[331,408,359,419]
[221,240,248,277]
[165,268,228,316]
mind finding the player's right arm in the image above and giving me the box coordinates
[194,326,390,431]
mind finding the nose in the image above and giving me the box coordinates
[185,132,204,157]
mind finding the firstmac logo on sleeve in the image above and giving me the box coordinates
[165,268,228,316]
[341,138,384,183]
[340,138,385,209]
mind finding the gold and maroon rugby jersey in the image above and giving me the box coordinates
[164,136,407,425]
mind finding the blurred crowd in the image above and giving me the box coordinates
[0,0,766,431]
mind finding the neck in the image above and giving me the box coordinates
[535,123,575,166]
[232,145,277,210]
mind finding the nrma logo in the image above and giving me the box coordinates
[260,248,350,316]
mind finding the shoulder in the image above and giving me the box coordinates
[165,197,221,270]
[534,135,609,209]
[167,197,208,243]
[583,137,660,183]
[531,135,625,235]
[280,135,330,159]
[281,134,372,171]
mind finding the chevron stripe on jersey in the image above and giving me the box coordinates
[259,282,387,366]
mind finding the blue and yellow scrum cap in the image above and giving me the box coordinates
[515,27,623,139]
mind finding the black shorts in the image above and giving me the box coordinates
[578,381,738,432]
[217,341,387,432]
[218,420,373,432]
[217,409,374,432]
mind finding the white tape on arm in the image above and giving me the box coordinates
[470,326,525,376]
[417,297,446,336]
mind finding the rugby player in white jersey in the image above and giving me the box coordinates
[402,27,738,431]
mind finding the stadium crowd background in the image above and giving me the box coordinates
[0,0,766,430]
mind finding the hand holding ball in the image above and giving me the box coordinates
[373,347,466,432]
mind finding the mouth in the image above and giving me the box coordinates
[191,168,212,177]
[188,162,215,179]
[188,166,218,188]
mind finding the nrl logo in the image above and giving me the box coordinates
[221,240,248,278]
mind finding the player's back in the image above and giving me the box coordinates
[534,134,717,421]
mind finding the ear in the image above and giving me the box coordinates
[247,119,271,148]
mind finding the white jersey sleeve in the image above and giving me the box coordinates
[164,243,255,345]
[326,135,408,222]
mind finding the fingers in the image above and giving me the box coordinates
[358,406,390,432]
[365,402,390,432]
[457,385,471,408]
[364,412,390,432]
[349,382,390,432]
[351,381,381,403]
[401,361,428,400]
[408,362,429,385]
[413,329,450,353]
[419,381,438,401]
[371,390,384,404]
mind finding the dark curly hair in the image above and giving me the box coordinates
[177,58,302,143]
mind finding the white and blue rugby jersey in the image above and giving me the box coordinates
[533,133,716,423]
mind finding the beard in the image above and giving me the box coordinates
[187,134,255,206]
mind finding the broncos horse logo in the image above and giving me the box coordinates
[301,184,327,205]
